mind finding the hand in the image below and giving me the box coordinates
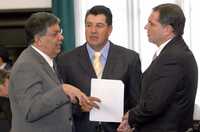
[117,112,133,132]
[62,84,90,105]
[117,120,133,132]
[122,112,129,120]
[81,96,101,112]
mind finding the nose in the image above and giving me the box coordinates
[144,24,148,30]
[58,34,64,42]
[91,26,97,33]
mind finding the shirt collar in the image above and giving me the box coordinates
[31,45,53,68]
[0,63,6,69]
[86,41,110,61]
[156,38,172,56]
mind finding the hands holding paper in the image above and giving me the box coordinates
[117,112,134,132]
[81,96,101,112]
[62,84,101,110]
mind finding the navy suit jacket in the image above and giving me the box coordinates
[129,36,198,132]
[57,42,142,132]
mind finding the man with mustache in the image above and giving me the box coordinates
[58,5,141,132]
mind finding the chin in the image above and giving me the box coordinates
[89,42,100,46]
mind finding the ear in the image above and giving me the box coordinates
[34,35,43,46]
[108,25,113,36]
[164,25,174,36]
[34,35,40,42]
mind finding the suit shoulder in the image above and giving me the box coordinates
[168,42,194,61]
[58,45,84,59]
[112,44,139,57]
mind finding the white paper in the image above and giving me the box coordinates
[193,104,200,120]
[89,78,124,122]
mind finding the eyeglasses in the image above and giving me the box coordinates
[46,29,63,37]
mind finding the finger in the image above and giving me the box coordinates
[68,95,76,103]
[81,104,93,112]
[90,101,100,109]
[83,97,100,109]
[80,93,90,103]
[119,120,128,129]
[89,96,101,102]
[122,112,129,120]
[78,94,90,106]
[117,122,124,130]
[71,99,77,104]
[117,126,129,132]
[117,125,126,132]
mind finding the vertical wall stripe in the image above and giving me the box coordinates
[52,0,75,52]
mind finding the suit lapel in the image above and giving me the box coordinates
[102,43,118,79]
[78,43,120,79]
[29,46,60,84]
[78,44,96,78]
[143,36,183,75]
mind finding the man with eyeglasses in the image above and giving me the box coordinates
[8,12,91,132]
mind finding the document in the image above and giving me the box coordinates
[89,78,124,122]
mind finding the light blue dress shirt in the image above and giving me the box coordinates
[86,41,110,70]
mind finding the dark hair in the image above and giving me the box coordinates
[0,69,9,85]
[153,3,185,36]
[0,48,10,63]
[85,5,112,26]
[25,12,60,45]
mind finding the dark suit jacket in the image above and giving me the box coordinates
[9,46,72,132]
[57,42,141,132]
[0,96,11,132]
[129,36,198,132]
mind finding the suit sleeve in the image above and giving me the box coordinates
[9,62,70,122]
[128,58,183,127]
[57,57,83,117]
[125,53,142,112]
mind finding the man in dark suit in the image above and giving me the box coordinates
[57,5,141,132]
[117,3,198,132]
[8,12,90,132]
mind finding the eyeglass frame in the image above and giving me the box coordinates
[45,28,63,37]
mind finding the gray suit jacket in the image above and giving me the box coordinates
[9,46,72,132]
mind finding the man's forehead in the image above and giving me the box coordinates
[149,11,160,22]
[86,14,106,22]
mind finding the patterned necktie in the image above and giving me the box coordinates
[92,52,103,78]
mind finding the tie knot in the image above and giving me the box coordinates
[93,52,101,59]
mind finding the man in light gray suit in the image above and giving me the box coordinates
[8,12,91,132]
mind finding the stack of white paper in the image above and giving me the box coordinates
[89,78,124,122]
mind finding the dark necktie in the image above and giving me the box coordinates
[53,60,63,83]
